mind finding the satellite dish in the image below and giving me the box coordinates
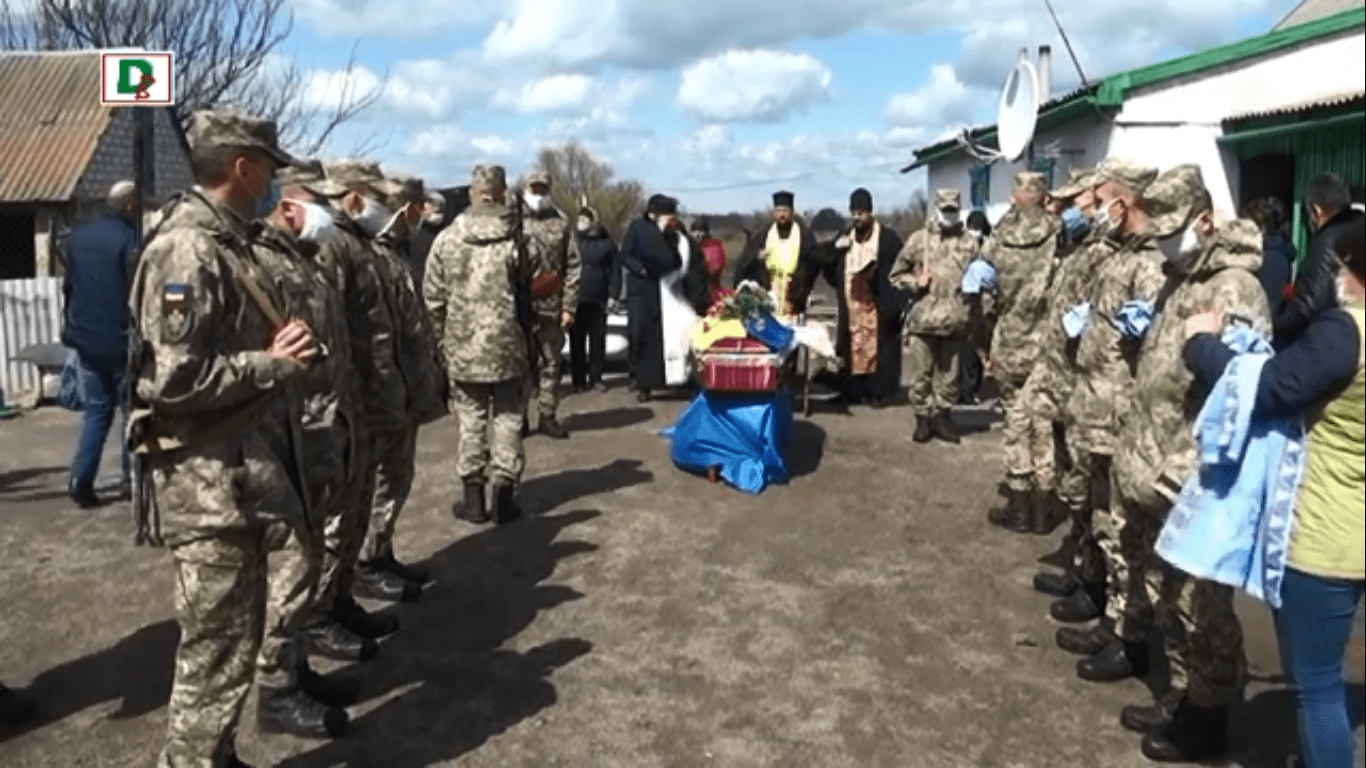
[996,58,1041,163]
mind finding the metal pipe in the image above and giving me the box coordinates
[1037,45,1053,103]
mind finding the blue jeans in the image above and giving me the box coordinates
[1274,566,1366,768]
[68,349,130,496]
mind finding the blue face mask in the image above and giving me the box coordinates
[1062,206,1089,238]
[254,177,282,220]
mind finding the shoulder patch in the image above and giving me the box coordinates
[161,283,195,343]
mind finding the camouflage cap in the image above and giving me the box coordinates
[1050,167,1098,200]
[276,158,324,187]
[325,158,385,188]
[1144,163,1209,238]
[376,174,424,204]
[934,189,962,211]
[1014,172,1047,196]
[1097,158,1158,194]
[471,164,508,192]
[187,109,298,167]
[526,170,552,188]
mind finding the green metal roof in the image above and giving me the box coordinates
[902,6,1366,172]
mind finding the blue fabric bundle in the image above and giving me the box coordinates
[742,310,796,354]
[961,259,998,294]
[660,388,793,494]
[1115,300,1155,339]
[1063,302,1092,339]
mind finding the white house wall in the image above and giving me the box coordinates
[1105,123,1243,214]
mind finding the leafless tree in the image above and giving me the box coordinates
[0,0,384,155]
[533,142,645,240]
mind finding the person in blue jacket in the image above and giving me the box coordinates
[62,181,140,507]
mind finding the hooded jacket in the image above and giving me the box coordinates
[1114,218,1270,508]
[987,205,1061,383]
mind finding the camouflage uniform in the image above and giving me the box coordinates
[127,112,310,768]
[889,190,977,417]
[521,171,582,425]
[424,165,541,486]
[1116,166,1268,707]
[987,173,1061,492]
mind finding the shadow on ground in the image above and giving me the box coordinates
[0,466,67,503]
[561,407,653,433]
[1227,682,1365,767]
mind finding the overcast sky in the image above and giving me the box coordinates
[291,0,1290,213]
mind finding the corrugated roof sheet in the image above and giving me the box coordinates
[1226,89,1365,120]
[1276,0,1365,30]
[0,52,115,203]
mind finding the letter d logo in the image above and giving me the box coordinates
[117,59,153,95]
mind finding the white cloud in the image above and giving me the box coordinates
[493,73,598,113]
[676,50,833,123]
[882,63,982,138]
[290,0,503,39]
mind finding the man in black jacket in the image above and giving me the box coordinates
[569,204,621,392]
[620,195,684,401]
[1277,172,1363,347]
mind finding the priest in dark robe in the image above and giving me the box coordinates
[620,194,685,400]
[819,188,907,407]
[732,190,821,319]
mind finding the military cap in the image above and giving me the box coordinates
[934,189,962,211]
[526,170,552,188]
[276,158,324,186]
[187,109,298,167]
[325,158,386,189]
[471,164,508,192]
[1096,158,1158,194]
[1050,167,1098,200]
[1144,163,1209,239]
[376,174,424,204]
[1015,172,1047,196]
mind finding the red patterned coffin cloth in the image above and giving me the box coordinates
[699,337,782,393]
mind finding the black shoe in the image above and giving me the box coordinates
[1055,624,1110,656]
[1050,587,1103,623]
[333,595,398,638]
[931,411,960,443]
[298,663,361,708]
[1031,490,1062,535]
[912,415,933,443]
[1033,570,1079,597]
[455,480,490,524]
[69,487,102,509]
[257,686,347,739]
[1120,688,1183,733]
[371,552,430,585]
[306,621,379,662]
[539,417,569,439]
[491,482,522,525]
[1077,639,1149,682]
[636,389,651,403]
[988,488,1034,534]
[1139,702,1229,762]
[353,566,421,603]
[0,684,36,728]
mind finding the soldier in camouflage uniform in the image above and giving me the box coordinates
[128,110,341,768]
[359,173,447,587]
[1111,166,1265,763]
[889,190,977,443]
[984,172,1062,532]
[1052,161,1164,663]
[519,170,581,439]
[426,164,541,524]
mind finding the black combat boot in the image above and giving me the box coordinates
[987,488,1033,533]
[334,594,398,638]
[1031,490,1062,534]
[1049,584,1104,623]
[0,683,36,728]
[1139,700,1229,762]
[353,564,421,603]
[371,552,430,585]
[636,388,651,403]
[539,416,569,439]
[912,415,933,443]
[1033,570,1079,597]
[931,411,961,443]
[306,620,379,662]
[297,660,361,708]
[455,480,489,524]
[1076,638,1149,682]
[1120,688,1183,733]
[258,685,347,738]
[490,482,522,525]
[1055,624,1110,656]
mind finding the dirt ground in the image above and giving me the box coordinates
[0,377,1361,768]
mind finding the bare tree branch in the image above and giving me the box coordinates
[533,142,644,240]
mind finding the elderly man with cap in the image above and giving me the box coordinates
[890,189,978,442]
[126,109,332,766]
[1054,159,1167,677]
[619,193,686,400]
[519,169,581,438]
[1110,165,1265,763]
[425,164,542,524]
[984,172,1063,531]
[62,179,141,508]
[817,187,906,407]
[733,190,820,320]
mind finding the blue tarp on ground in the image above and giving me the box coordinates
[659,387,794,494]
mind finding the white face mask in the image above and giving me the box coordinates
[937,209,960,228]
[351,195,392,238]
[1093,200,1120,237]
[1158,223,1204,266]
[296,201,338,243]
[525,192,548,212]
[1337,273,1360,306]
[576,217,592,232]
[656,215,672,232]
